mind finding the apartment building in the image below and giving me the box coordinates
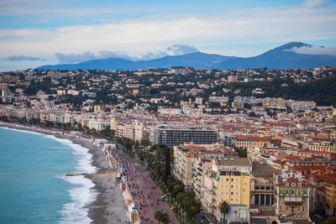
[251,164,280,210]
[308,141,336,153]
[172,143,237,187]
[262,97,286,110]
[203,157,252,223]
[154,125,218,147]
[235,135,271,152]
[274,171,314,220]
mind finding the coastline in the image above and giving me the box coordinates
[0,122,129,224]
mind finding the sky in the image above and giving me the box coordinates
[0,0,336,71]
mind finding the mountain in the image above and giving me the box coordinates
[38,52,238,70]
[37,42,336,70]
[217,42,336,69]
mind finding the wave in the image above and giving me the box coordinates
[0,126,98,224]
[44,135,98,224]
[59,175,97,224]
[44,135,97,174]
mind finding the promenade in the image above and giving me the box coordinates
[110,148,179,224]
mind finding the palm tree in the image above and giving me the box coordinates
[161,213,169,224]
[154,211,163,224]
[154,211,169,224]
[219,201,230,224]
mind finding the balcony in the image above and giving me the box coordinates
[284,196,303,205]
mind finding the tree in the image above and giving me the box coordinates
[161,213,169,224]
[234,147,247,158]
[154,211,163,224]
[164,144,171,182]
[154,211,169,224]
[219,201,230,223]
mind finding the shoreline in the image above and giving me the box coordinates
[0,122,129,224]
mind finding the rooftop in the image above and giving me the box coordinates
[215,157,251,167]
[252,164,280,177]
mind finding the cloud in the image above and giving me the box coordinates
[166,44,199,55]
[141,44,199,60]
[304,0,324,8]
[6,55,45,61]
[0,3,335,61]
[55,45,199,63]
[55,51,132,63]
[290,45,336,56]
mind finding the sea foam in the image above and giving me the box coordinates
[44,135,98,224]
[0,127,98,224]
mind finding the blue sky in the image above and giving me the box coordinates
[0,0,336,71]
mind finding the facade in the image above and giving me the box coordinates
[202,157,252,223]
[172,143,237,187]
[308,141,336,153]
[262,97,286,110]
[274,171,314,220]
[154,125,218,147]
[1,88,13,103]
[325,180,336,216]
[235,135,271,152]
[251,164,280,209]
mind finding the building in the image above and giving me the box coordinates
[203,157,252,223]
[286,100,316,112]
[1,88,13,103]
[274,171,314,220]
[172,143,237,187]
[235,135,271,152]
[209,96,229,107]
[251,164,281,210]
[154,125,218,147]
[262,97,286,110]
[308,141,336,153]
[325,179,336,216]
[227,75,238,83]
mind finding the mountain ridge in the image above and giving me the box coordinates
[37,42,336,70]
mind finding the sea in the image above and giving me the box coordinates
[0,127,97,224]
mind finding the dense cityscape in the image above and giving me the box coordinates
[1,0,336,224]
[0,66,335,224]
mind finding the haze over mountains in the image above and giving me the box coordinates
[37,42,336,70]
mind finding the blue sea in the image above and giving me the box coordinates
[0,127,97,224]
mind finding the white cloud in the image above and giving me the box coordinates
[290,45,336,56]
[140,44,199,60]
[0,3,335,69]
[166,44,199,55]
[54,45,199,63]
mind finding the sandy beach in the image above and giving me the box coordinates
[0,122,129,224]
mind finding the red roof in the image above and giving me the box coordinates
[236,135,271,141]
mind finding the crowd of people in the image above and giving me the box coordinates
[109,147,178,224]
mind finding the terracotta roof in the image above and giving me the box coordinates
[236,135,271,141]
[215,157,251,167]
